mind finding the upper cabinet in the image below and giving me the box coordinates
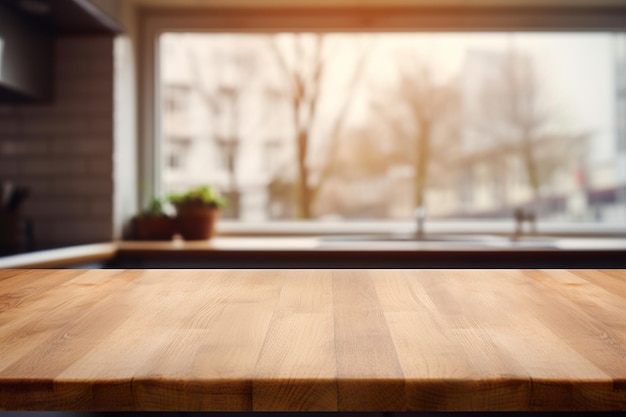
[0,0,122,103]
[0,5,51,102]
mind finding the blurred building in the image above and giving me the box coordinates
[160,34,295,220]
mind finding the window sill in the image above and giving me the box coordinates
[215,220,626,239]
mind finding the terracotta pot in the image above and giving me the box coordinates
[175,205,219,240]
[134,215,176,241]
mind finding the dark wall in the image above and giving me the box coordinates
[0,36,115,250]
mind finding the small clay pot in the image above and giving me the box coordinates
[175,205,219,240]
[134,215,176,241]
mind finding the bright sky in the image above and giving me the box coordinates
[326,33,616,163]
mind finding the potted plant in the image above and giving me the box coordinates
[133,197,176,241]
[168,186,227,240]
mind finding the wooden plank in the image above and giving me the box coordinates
[133,269,285,411]
[0,270,142,374]
[55,270,225,410]
[524,269,626,330]
[253,269,336,411]
[382,270,530,410]
[0,269,68,291]
[509,270,626,378]
[0,269,286,410]
[0,271,149,378]
[332,269,406,411]
[570,269,626,300]
[372,269,437,313]
[0,269,47,283]
[496,270,626,410]
[0,270,86,324]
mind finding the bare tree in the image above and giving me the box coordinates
[372,58,460,210]
[315,125,397,218]
[269,34,372,219]
[476,49,588,206]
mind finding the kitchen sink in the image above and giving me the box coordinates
[318,234,559,249]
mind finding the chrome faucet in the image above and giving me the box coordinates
[513,208,536,239]
[414,206,426,239]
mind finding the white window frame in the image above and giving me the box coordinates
[138,6,626,235]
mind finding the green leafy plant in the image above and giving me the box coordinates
[167,186,227,209]
[141,197,168,217]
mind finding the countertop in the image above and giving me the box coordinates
[0,268,625,411]
[1,235,626,268]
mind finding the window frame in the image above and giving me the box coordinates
[138,6,626,234]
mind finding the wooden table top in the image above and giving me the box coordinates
[0,269,625,411]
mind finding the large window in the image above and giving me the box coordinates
[156,30,626,226]
[141,4,626,232]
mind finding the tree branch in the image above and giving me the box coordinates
[310,35,375,204]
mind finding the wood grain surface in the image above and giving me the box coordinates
[0,269,625,411]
